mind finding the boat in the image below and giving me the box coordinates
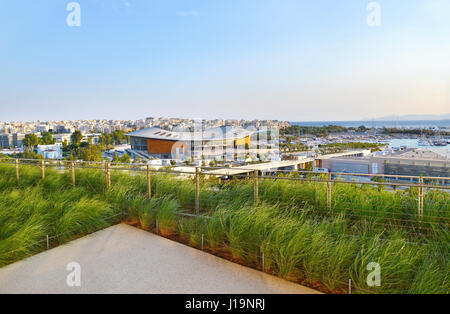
[431,130,448,146]
[432,138,447,146]
[418,135,430,146]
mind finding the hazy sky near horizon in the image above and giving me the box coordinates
[1,0,449,122]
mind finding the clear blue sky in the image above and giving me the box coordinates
[1,0,449,122]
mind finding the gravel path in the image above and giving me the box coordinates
[0,224,320,294]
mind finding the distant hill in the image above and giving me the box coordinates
[368,114,450,121]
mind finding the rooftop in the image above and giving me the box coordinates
[387,148,450,161]
[317,149,371,160]
[128,126,253,141]
[205,159,314,177]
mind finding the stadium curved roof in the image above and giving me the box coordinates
[128,126,253,141]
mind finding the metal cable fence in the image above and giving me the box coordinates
[0,158,449,224]
[118,209,440,294]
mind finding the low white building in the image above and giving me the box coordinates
[36,143,63,160]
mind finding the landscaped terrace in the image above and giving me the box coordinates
[0,158,448,294]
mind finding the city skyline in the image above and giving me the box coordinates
[1,112,450,124]
[1,1,450,122]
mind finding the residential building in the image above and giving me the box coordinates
[12,133,26,148]
[0,134,13,148]
[52,133,72,144]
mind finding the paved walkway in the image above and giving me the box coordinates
[0,224,320,294]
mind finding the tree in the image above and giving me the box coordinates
[112,130,125,145]
[71,130,82,146]
[22,150,42,159]
[23,134,40,150]
[41,132,56,145]
[119,153,131,163]
[372,176,386,191]
[78,145,102,162]
[357,125,368,133]
[112,151,119,163]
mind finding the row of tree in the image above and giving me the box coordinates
[21,130,131,162]
[382,128,450,136]
[280,125,369,137]
[23,132,56,150]
[99,130,128,146]
[318,142,386,153]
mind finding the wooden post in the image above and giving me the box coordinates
[108,162,111,187]
[41,159,45,180]
[327,172,332,210]
[418,175,424,218]
[418,176,421,218]
[71,162,76,186]
[195,167,200,215]
[15,159,19,183]
[105,162,111,188]
[105,162,108,187]
[254,170,259,204]
[146,164,151,199]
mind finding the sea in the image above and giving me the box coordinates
[291,120,450,129]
